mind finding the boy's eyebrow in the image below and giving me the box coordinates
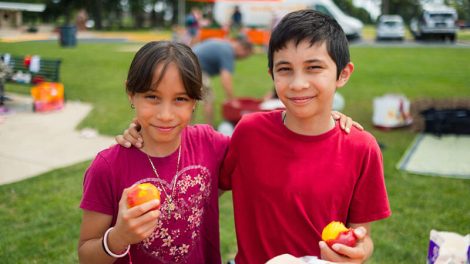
[274,60,291,67]
[274,59,325,67]
[305,59,324,64]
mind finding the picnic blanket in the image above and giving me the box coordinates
[397,133,470,179]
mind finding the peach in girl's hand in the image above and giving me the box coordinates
[127,183,160,210]
[321,221,357,248]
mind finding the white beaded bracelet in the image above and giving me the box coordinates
[102,227,130,258]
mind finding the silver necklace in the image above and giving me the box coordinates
[147,145,181,215]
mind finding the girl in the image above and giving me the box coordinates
[78,41,229,263]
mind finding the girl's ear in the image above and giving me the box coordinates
[127,92,135,107]
[336,62,354,88]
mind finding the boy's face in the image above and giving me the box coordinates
[271,40,352,120]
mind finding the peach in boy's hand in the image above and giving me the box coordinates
[127,183,160,210]
[321,221,357,249]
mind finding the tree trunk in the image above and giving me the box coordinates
[92,0,103,30]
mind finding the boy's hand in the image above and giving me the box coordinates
[266,254,311,264]
[115,119,143,148]
[112,187,161,247]
[319,227,368,263]
[331,111,364,134]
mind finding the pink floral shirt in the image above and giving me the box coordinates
[80,125,229,263]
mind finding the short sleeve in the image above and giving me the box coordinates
[80,154,115,216]
[209,128,230,164]
[348,139,391,223]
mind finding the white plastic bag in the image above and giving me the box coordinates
[427,229,470,264]
[373,94,412,128]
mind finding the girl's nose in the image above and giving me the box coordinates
[156,103,174,121]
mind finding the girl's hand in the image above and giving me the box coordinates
[331,111,364,134]
[319,227,368,263]
[115,119,143,148]
[110,187,161,248]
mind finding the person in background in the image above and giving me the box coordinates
[192,37,253,125]
[0,56,12,114]
[185,7,202,45]
[230,6,243,36]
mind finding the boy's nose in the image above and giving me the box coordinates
[290,74,309,90]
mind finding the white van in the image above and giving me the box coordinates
[410,4,458,42]
[212,0,363,40]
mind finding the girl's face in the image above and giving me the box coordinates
[129,62,196,153]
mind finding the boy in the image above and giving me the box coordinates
[219,9,391,263]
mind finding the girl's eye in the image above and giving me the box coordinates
[145,95,157,100]
[144,95,160,102]
[176,97,189,102]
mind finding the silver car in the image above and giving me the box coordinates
[376,15,405,41]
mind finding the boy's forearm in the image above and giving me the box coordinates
[362,235,374,262]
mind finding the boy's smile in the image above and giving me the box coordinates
[272,40,353,135]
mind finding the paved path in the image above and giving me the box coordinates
[0,26,171,43]
[0,93,114,185]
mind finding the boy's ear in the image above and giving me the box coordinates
[336,62,354,88]
[268,68,273,79]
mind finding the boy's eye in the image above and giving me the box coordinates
[307,65,322,70]
[276,67,291,72]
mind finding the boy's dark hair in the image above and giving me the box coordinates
[126,41,202,100]
[268,9,350,80]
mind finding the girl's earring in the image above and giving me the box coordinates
[130,104,135,109]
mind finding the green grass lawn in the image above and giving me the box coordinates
[1,40,470,263]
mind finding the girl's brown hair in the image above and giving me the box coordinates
[126,41,202,100]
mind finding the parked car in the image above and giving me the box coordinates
[376,15,405,41]
[410,4,458,42]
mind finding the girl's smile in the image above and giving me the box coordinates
[129,62,196,156]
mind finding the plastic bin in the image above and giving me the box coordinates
[59,25,77,47]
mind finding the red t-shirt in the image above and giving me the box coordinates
[220,111,391,264]
[81,125,229,264]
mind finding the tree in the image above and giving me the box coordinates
[386,0,420,22]
[130,0,146,28]
[333,0,373,23]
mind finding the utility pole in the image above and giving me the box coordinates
[178,0,186,26]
